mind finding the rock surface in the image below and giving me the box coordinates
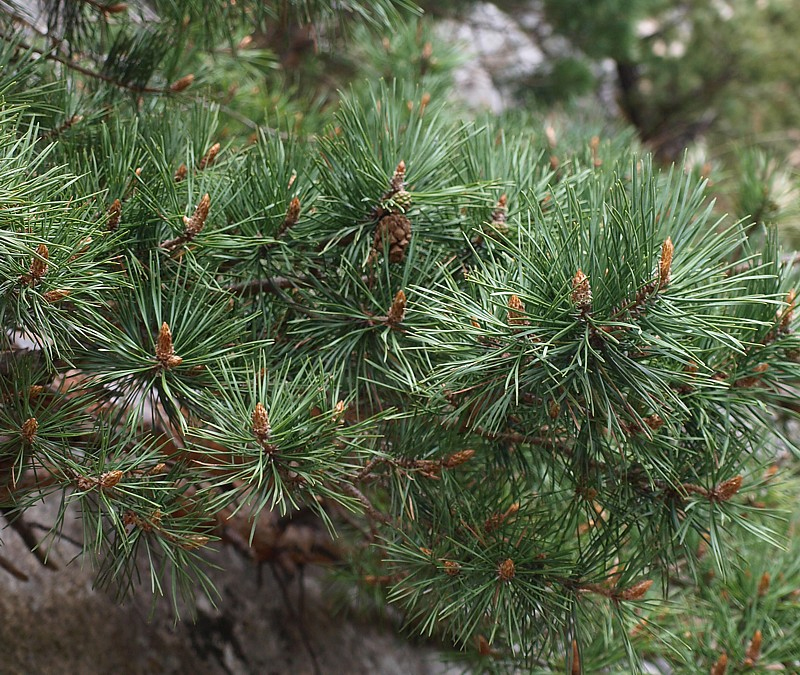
[0,499,456,675]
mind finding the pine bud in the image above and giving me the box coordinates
[390,160,406,192]
[373,213,412,263]
[198,143,220,170]
[507,294,528,326]
[100,470,123,489]
[174,163,188,182]
[155,322,183,369]
[279,197,301,236]
[743,629,762,667]
[107,198,122,231]
[43,289,71,303]
[180,534,210,550]
[443,449,475,469]
[710,651,727,675]
[714,475,743,502]
[498,558,516,581]
[779,288,796,331]
[571,269,592,312]
[548,399,561,419]
[184,193,210,237]
[618,579,652,601]
[757,571,770,596]
[21,417,38,442]
[442,560,461,576]
[387,290,407,325]
[659,237,674,289]
[29,243,49,282]
[491,194,508,227]
[252,402,271,440]
[644,414,664,431]
[169,74,195,92]
[571,639,580,675]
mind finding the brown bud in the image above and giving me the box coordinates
[390,160,406,192]
[107,198,122,231]
[498,558,515,582]
[419,92,431,115]
[252,402,271,440]
[507,294,528,326]
[714,475,743,502]
[644,414,664,431]
[491,194,508,226]
[180,534,209,550]
[156,322,183,368]
[442,560,461,576]
[550,155,560,173]
[21,417,38,442]
[104,3,128,12]
[198,142,220,170]
[169,74,195,92]
[548,399,561,419]
[710,651,727,675]
[779,288,796,331]
[443,449,475,469]
[618,579,652,601]
[43,289,71,303]
[184,193,210,237]
[100,470,123,489]
[743,629,762,666]
[572,269,592,312]
[571,639,580,675]
[659,237,674,289]
[387,290,407,326]
[29,243,49,282]
[279,197,301,236]
[590,135,602,167]
[174,163,188,182]
[757,571,770,596]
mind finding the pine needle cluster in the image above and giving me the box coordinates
[1,2,799,672]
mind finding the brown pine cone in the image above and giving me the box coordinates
[373,212,412,263]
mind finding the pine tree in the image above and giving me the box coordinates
[1,3,800,673]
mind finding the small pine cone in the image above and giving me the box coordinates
[644,414,664,431]
[174,164,188,182]
[571,269,592,312]
[393,189,412,211]
[29,244,49,282]
[156,322,183,369]
[714,475,743,501]
[498,558,515,582]
[100,470,123,489]
[387,290,407,326]
[571,640,580,675]
[617,579,652,601]
[21,417,38,442]
[442,560,461,576]
[198,143,220,170]
[779,288,796,331]
[548,399,560,419]
[169,74,194,92]
[491,194,508,226]
[184,193,211,237]
[107,199,122,231]
[280,197,301,235]
[389,160,406,193]
[443,449,475,469]
[374,213,411,263]
[743,629,762,666]
[507,294,528,326]
[758,571,770,596]
[710,652,728,675]
[252,402,271,440]
[43,289,71,303]
[659,237,674,289]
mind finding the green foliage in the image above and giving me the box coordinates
[1,2,800,673]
